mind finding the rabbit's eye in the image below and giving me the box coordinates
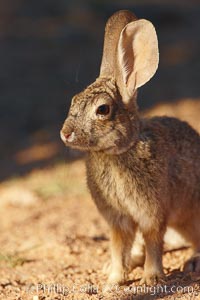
[96,104,110,116]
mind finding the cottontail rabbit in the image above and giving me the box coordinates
[60,10,200,285]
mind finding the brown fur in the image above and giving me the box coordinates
[60,10,200,285]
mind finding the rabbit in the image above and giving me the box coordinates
[60,10,200,286]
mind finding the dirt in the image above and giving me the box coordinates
[0,101,200,300]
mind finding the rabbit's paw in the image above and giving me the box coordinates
[184,253,200,273]
[102,271,125,293]
[107,270,128,285]
[140,273,166,286]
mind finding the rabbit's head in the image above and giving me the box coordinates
[61,10,159,154]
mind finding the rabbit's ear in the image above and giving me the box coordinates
[117,19,159,103]
[100,10,137,78]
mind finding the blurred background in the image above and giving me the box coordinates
[1,0,200,181]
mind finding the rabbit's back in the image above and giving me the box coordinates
[144,116,200,156]
[145,116,200,222]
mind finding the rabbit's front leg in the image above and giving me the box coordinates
[141,228,166,285]
[108,224,136,285]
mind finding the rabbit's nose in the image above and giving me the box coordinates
[65,132,75,142]
[65,133,72,139]
[60,130,75,143]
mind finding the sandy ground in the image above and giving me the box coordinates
[0,99,200,300]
